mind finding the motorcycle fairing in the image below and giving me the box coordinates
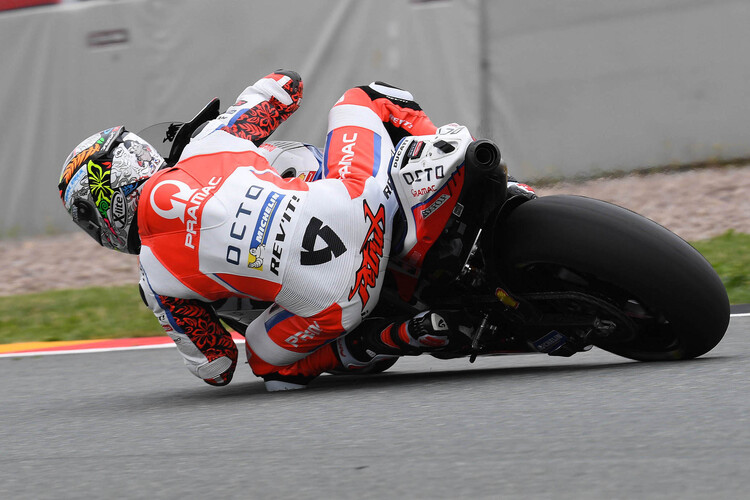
[387,125,475,271]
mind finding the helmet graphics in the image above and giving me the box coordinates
[58,126,164,253]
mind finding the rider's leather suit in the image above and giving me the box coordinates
[138,73,438,385]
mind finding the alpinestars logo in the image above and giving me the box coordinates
[348,201,386,307]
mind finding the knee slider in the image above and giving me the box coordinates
[366,81,416,104]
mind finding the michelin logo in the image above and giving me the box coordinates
[248,191,284,270]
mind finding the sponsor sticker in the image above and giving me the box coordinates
[248,191,284,270]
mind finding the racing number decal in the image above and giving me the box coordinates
[300,217,347,265]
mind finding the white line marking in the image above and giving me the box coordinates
[0,339,246,358]
[2,314,747,358]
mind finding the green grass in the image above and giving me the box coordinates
[0,285,157,344]
[691,230,750,305]
[0,231,747,345]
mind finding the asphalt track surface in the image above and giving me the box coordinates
[2,315,748,500]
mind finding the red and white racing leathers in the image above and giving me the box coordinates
[138,73,437,385]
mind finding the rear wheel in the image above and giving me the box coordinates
[494,195,729,360]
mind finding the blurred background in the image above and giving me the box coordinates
[1,6,747,497]
[1,0,749,238]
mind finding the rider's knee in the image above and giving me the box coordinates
[359,81,419,106]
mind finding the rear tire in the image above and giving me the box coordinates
[495,195,729,360]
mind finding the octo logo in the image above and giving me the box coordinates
[150,180,197,222]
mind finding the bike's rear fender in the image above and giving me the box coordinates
[480,194,535,282]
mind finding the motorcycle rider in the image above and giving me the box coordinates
[58,70,475,391]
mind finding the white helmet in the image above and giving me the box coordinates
[58,126,164,254]
[259,140,323,181]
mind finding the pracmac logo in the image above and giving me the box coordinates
[150,180,196,222]
[149,176,223,249]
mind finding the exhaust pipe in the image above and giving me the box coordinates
[465,139,501,175]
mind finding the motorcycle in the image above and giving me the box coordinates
[140,98,730,376]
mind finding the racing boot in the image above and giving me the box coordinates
[199,70,303,145]
[335,311,459,370]
[257,340,340,392]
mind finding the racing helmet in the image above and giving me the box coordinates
[259,140,323,181]
[58,126,164,254]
